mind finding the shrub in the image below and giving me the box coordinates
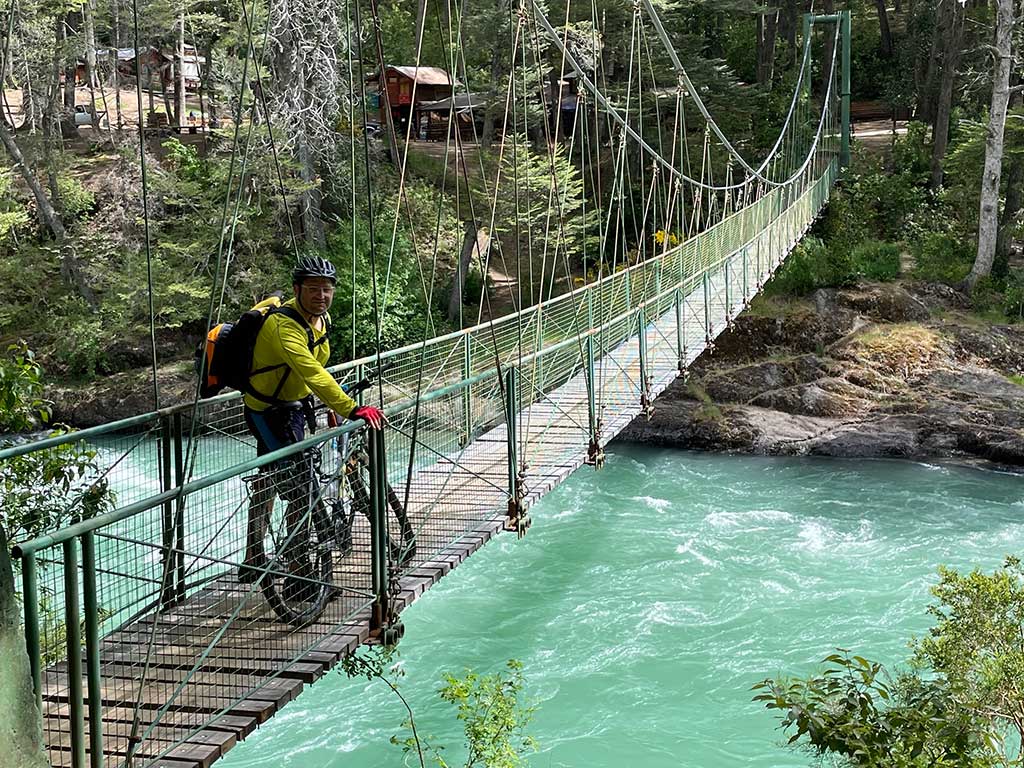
[0,170,29,245]
[816,185,872,253]
[891,121,931,182]
[851,240,901,282]
[1003,270,1024,321]
[969,276,1003,316]
[461,266,491,307]
[161,138,206,183]
[911,232,973,284]
[0,341,50,432]
[56,175,96,222]
[765,238,823,296]
[51,318,110,379]
[325,218,440,359]
[766,237,858,296]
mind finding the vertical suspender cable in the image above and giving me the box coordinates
[131,0,159,410]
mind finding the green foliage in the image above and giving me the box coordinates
[756,558,1024,767]
[969,277,1004,317]
[161,138,206,184]
[911,232,974,284]
[325,217,438,360]
[0,441,111,543]
[438,660,537,768]
[0,170,29,245]
[839,164,926,243]
[1002,271,1024,322]
[342,648,536,768]
[56,175,96,222]
[913,556,1024,752]
[50,316,110,379]
[765,236,856,296]
[754,651,990,767]
[0,345,114,541]
[850,240,901,282]
[891,122,932,183]
[0,341,50,433]
[487,135,598,303]
[847,15,888,101]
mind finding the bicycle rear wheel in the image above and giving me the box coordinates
[346,468,416,565]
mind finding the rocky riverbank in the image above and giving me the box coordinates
[618,282,1024,466]
[46,363,197,427]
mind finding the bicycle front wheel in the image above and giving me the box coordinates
[259,499,335,627]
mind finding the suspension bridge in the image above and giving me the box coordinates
[4,6,850,768]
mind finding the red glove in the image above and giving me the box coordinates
[350,405,385,430]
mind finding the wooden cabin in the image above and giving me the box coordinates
[114,46,206,92]
[417,92,486,141]
[369,66,459,140]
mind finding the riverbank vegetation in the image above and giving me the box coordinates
[755,557,1024,767]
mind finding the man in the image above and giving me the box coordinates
[240,255,384,580]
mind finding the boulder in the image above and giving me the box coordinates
[620,281,1024,467]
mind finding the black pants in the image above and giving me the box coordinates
[242,405,315,565]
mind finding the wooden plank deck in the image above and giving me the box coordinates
[40,232,797,768]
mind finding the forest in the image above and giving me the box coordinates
[0,0,1019,392]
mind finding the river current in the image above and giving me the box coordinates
[217,448,1024,768]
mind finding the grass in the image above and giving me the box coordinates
[1008,374,1024,387]
[686,381,724,422]
[745,294,812,319]
[843,324,948,380]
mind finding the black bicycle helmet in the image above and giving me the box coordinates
[292,256,337,285]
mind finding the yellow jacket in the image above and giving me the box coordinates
[244,297,358,417]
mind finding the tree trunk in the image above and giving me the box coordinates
[0,525,50,768]
[112,48,122,130]
[111,0,123,130]
[480,0,508,149]
[83,0,99,125]
[203,43,217,128]
[756,9,779,88]
[174,9,186,126]
[916,2,945,123]
[875,0,893,57]
[448,221,488,324]
[58,14,80,139]
[21,60,38,133]
[965,0,1015,290]
[159,69,174,124]
[993,84,1023,279]
[0,118,95,304]
[994,152,1023,279]
[296,133,325,249]
[928,0,964,190]
[819,0,836,99]
[782,0,797,69]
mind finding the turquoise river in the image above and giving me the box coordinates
[216,448,1024,767]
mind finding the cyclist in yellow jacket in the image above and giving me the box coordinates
[240,256,383,580]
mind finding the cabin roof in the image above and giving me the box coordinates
[386,66,458,86]
[419,92,484,112]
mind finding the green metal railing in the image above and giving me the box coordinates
[5,143,838,766]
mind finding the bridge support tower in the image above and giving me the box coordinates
[804,9,852,168]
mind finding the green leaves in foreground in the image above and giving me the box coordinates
[341,648,536,768]
[437,659,537,768]
[754,557,1024,767]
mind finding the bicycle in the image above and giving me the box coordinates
[240,369,417,626]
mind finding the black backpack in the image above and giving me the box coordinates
[196,304,327,402]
